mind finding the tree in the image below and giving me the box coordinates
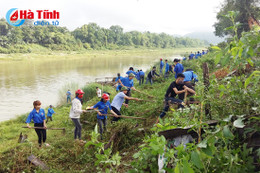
[214,0,260,38]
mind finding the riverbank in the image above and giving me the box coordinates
[0,47,205,61]
[0,48,258,172]
[0,47,205,122]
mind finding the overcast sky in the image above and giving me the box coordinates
[0,0,224,35]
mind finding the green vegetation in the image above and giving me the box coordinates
[0,47,204,61]
[0,12,259,173]
[214,0,260,38]
[0,23,259,172]
[0,19,208,54]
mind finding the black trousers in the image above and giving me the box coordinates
[46,116,52,123]
[159,97,184,118]
[34,123,46,146]
[111,106,122,121]
[139,75,144,85]
[97,119,107,138]
[125,90,131,104]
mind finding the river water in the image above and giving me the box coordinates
[0,52,180,122]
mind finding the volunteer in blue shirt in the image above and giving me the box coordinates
[202,50,206,55]
[169,64,174,74]
[174,59,184,79]
[91,93,118,140]
[126,67,137,76]
[118,73,139,105]
[46,105,55,123]
[115,73,123,92]
[160,58,164,75]
[183,69,198,83]
[26,100,49,147]
[189,52,195,60]
[138,69,145,86]
[183,69,198,102]
[164,59,170,79]
[195,51,201,59]
[136,70,140,82]
[111,86,141,121]
[67,89,71,103]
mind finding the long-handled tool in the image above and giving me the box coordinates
[137,99,156,103]
[22,126,66,134]
[135,90,155,98]
[103,114,146,120]
[85,108,146,119]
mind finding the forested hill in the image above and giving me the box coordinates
[0,19,208,53]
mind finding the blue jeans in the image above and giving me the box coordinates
[164,72,169,79]
[67,96,71,103]
[71,118,82,140]
[116,85,122,92]
[145,77,153,85]
[160,67,163,75]
[159,97,184,118]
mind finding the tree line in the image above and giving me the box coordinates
[0,19,208,53]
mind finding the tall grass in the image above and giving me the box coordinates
[58,82,79,105]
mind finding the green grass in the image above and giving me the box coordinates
[0,65,177,172]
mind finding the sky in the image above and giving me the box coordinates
[0,0,224,35]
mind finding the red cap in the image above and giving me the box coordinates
[102,93,110,101]
[160,58,162,60]
[75,89,84,95]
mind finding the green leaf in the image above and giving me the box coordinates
[174,162,180,173]
[211,46,221,51]
[183,158,194,173]
[223,125,234,139]
[202,146,213,157]
[233,118,245,128]
[247,46,254,56]
[246,58,254,66]
[197,140,207,148]
[214,52,222,65]
[224,26,234,31]
[191,151,204,169]
[245,71,260,88]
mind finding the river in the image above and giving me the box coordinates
[0,52,181,122]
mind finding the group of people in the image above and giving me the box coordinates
[182,49,208,61]
[25,56,199,147]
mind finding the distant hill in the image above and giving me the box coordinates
[184,32,225,45]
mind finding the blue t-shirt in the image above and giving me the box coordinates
[195,53,201,59]
[183,71,198,82]
[26,108,46,124]
[93,101,112,119]
[135,73,140,80]
[115,76,123,86]
[111,92,126,111]
[121,77,134,89]
[47,108,55,117]
[67,91,71,97]
[165,63,169,73]
[183,57,187,61]
[126,70,137,76]
[139,71,145,76]
[189,53,195,60]
[160,61,164,68]
[174,63,184,78]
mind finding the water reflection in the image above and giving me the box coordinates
[0,54,179,121]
